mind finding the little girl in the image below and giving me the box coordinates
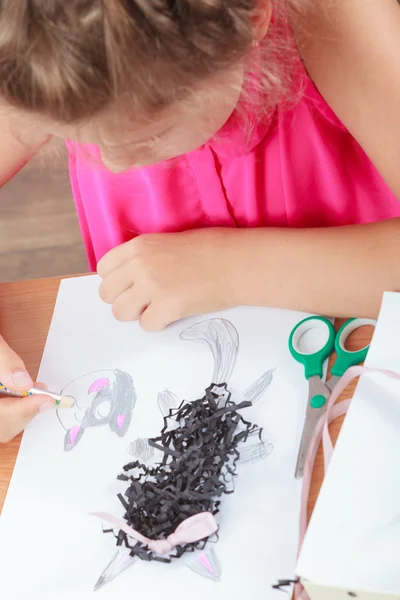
[1,0,400,441]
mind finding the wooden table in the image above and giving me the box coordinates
[0,277,372,519]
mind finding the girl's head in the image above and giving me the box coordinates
[0,1,297,171]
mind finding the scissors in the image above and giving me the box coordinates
[289,316,376,479]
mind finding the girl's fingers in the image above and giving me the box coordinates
[111,286,149,322]
[0,394,54,443]
[99,263,135,305]
[97,240,133,278]
[0,338,52,443]
[0,335,33,391]
[139,299,182,332]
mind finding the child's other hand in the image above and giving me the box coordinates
[98,229,240,331]
[0,336,50,443]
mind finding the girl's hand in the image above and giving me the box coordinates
[98,229,239,331]
[0,336,50,443]
[99,219,400,323]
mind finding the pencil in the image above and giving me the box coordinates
[0,383,74,408]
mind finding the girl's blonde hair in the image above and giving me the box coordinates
[0,1,300,125]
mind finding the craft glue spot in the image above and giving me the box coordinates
[88,378,110,394]
[117,415,126,429]
[69,426,81,444]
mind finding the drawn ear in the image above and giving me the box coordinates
[186,548,222,582]
[94,548,136,592]
[88,378,110,395]
[64,425,84,452]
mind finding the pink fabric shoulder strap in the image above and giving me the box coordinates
[296,365,400,600]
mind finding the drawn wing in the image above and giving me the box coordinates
[181,319,239,384]
[157,388,180,417]
[94,548,136,592]
[186,547,222,582]
[242,369,274,405]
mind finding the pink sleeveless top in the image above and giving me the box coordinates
[67,64,400,271]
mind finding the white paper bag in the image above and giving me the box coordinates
[296,292,400,599]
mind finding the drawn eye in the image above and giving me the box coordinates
[95,400,111,419]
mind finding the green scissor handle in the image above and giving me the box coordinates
[289,316,335,379]
[331,317,376,377]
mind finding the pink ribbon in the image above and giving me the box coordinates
[90,511,218,555]
[295,366,400,600]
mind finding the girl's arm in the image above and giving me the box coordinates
[0,113,52,442]
[98,219,400,330]
[231,219,400,318]
[297,0,400,198]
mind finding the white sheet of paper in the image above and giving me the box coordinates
[296,292,400,594]
[0,275,311,599]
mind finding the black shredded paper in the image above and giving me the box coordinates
[107,383,262,563]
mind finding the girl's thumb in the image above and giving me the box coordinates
[0,335,33,392]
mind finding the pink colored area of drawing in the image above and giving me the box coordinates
[69,426,81,445]
[199,553,213,574]
[88,378,110,395]
[116,415,125,429]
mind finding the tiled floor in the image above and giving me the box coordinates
[0,150,87,283]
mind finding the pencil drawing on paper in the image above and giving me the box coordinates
[95,318,276,591]
[180,318,239,384]
[128,438,155,462]
[57,369,136,451]
[181,319,275,405]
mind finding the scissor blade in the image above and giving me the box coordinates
[295,376,330,479]
[326,375,340,393]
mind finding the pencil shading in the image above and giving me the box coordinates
[94,547,136,592]
[242,369,274,404]
[157,388,180,417]
[237,440,274,465]
[128,438,155,462]
[180,319,239,384]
